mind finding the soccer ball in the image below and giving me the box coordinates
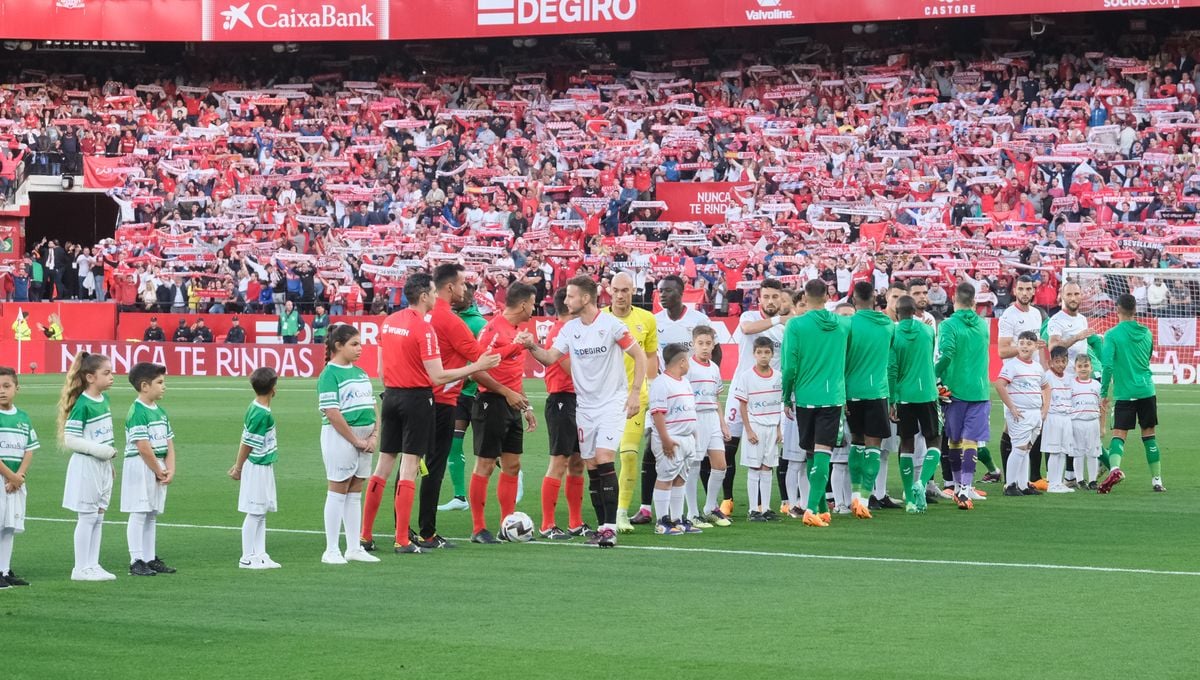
[500,512,535,542]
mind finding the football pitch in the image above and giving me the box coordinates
[6,375,1199,679]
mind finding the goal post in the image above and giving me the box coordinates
[1062,267,1200,386]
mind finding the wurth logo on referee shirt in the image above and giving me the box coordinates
[476,0,637,26]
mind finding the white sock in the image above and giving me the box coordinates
[758,468,773,511]
[255,515,267,556]
[1071,455,1084,484]
[669,484,685,522]
[784,464,800,507]
[0,528,14,573]
[652,487,671,521]
[704,468,726,514]
[241,514,257,560]
[75,512,95,571]
[1086,456,1099,482]
[143,512,157,562]
[1019,450,1031,488]
[324,491,346,553]
[832,463,849,509]
[746,469,761,511]
[798,462,811,510]
[1048,453,1065,487]
[874,452,890,498]
[1006,449,1026,488]
[89,512,104,568]
[684,460,702,518]
[127,512,146,564]
[343,492,362,550]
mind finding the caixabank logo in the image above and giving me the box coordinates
[745,0,795,21]
[202,0,389,39]
[475,0,638,27]
[924,0,977,16]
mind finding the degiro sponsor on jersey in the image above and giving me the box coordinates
[476,0,637,26]
[219,2,375,30]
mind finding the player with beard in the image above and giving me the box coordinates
[438,280,488,513]
[538,288,587,539]
[522,276,648,547]
[997,275,1047,493]
[1047,281,1103,486]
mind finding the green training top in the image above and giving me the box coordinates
[934,308,991,402]
[845,309,894,401]
[889,318,938,404]
[782,309,851,408]
[317,362,377,426]
[64,392,115,451]
[1101,319,1155,401]
[0,407,39,472]
[457,303,488,398]
[240,401,278,466]
[124,399,174,459]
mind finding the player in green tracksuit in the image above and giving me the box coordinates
[1098,294,1164,493]
[889,296,942,513]
[439,288,488,511]
[781,279,851,527]
[844,281,894,519]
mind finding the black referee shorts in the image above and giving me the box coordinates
[846,398,892,439]
[380,387,435,458]
[795,405,843,451]
[472,392,524,459]
[896,401,940,440]
[545,392,580,457]
[455,393,476,424]
[1113,396,1157,431]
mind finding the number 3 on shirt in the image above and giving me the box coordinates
[728,407,737,423]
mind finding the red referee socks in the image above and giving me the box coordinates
[470,473,489,534]
[540,477,562,531]
[361,475,386,542]
[497,472,519,520]
[394,480,415,546]
[566,475,585,530]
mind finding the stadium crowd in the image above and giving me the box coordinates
[4,26,1200,319]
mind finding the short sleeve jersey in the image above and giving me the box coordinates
[1047,311,1090,364]
[654,307,712,362]
[381,308,440,389]
[732,367,783,426]
[317,362,377,427]
[552,311,634,411]
[1070,378,1101,422]
[998,357,1046,413]
[606,306,658,393]
[124,400,174,459]
[64,392,115,452]
[648,373,697,441]
[686,357,723,413]
[0,407,39,473]
[998,304,1044,342]
[1045,370,1073,415]
[735,309,784,374]
[241,401,278,465]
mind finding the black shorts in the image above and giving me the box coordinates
[433,402,455,461]
[1113,396,1158,431]
[795,405,843,451]
[897,401,940,440]
[845,398,892,439]
[545,392,580,457]
[471,392,524,458]
[380,387,435,458]
[456,393,476,424]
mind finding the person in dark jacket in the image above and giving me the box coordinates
[143,316,166,342]
[172,319,192,342]
[192,318,214,343]
[225,315,246,343]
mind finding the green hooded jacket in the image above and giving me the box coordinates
[782,309,851,408]
[846,309,894,401]
[1101,319,1155,401]
[934,308,991,402]
[889,318,937,404]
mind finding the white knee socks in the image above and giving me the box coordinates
[75,512,102,570]
[652,487,670,521]
[684,460,702,519]
[1007,449,1028,489]
[324,491,346,553]
[746,469,761,511]
[127,511,157,563]
[832,463,849,509]
[704,468,726,514]
[342,492,362,550]
[0,528,14,573]
[758,469,772,511]
[668,485,685,522]
[874,452,890,498]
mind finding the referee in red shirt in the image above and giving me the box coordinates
[538,287,586,540]
[418,263,529,549]
[360,272,499,554]
[467,282,538,543]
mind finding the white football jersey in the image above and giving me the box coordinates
[734,309,784,374]
[648,373,697,442]
[998,357,1046,413]
[1045,369,1073,415]
[998,303,1043,342]
[1047,310,1090,364]
[687,357,723,413]
[1070,378,1102,422]
[552,312,634,411]
[731,367,783,427]
[655,307,712,359]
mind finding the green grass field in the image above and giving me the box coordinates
[4,375,1198,679]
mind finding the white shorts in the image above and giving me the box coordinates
[696,410,725,453]
[651,434,693,481]
[578,405,624,461]
[740,424,780,469]
[0,486,27,533]
[120,456,168,514]
[1072,419,1102,458]
[831,445,849,464]
[781,419,806,462]
[239,462,278,515]
[1041,413,1073,454]
[1005,412,1042,449]
[322,424,374,482]
[726,401,744,439]
[62,452,114,513]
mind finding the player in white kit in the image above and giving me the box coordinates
[995,330,1048,497]
[1070,355,1104,489]
[997,275,1048,488]
[523,275,648,548]
[686,326,732,527]
[648,343,700,535]
[732,337,784,521]
[1047,281,1096,486]
[1041,347,1076,493]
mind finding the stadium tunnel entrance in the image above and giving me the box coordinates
[24,191,118,250]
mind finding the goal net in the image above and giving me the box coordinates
[1063,267,1200,386]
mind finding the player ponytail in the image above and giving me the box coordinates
[325,323,360,363]
[57,351,108,442]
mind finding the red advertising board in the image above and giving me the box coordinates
[45,341,324,377]
[656,182,746,225]
[0,0,1193,43]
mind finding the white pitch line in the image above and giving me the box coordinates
[26,516,1200,578]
